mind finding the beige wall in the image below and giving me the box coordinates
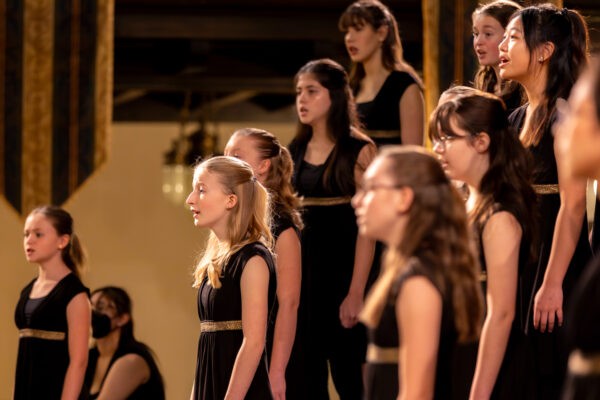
[0,120,296,399]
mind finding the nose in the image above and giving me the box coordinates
[498,36,507,52]
[351,190,364,209]
[345,31,353,43]
[432,140,444,154]
[473,34,482,47]
[185,191,194,205]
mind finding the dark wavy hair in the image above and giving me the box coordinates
[361,146,483,343]
[28,205,86,278]
[230,128,303,231]
[91,286,164,386]
[515,4,589,147]
[293,58,372,194]
[472,0,522,106]
[338,0,423,92]
[429,87,538,263]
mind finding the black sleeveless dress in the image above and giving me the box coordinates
[356,70,419,147]
[562,254,600,399]
[83,342,165,399]
[474,204,537,399]
[509,105,592,398]
[194,242,276,400]
[289,137,370,399]
[365,259,458,400]
[14,273,89,399]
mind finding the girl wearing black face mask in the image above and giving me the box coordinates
[82,287,165,399]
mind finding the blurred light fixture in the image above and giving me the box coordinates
[162,91,218,206]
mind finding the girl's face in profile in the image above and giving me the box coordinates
[352,157,404,244]
[472,13,505,67]
[296,73,332,128]
[498,17,531,83]
[186,167,233,231]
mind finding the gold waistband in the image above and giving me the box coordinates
[365,129,401,139]
[200,320,243,333]
[568,350,600,376]
[301,196,352,207]
[19,328,66,341]
[533,184,559,195]
[367,344,399,364]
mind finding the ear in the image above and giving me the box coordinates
[58,234,70,250]
[473,131,491,153]
[257,159,271,177]
[395,187,414,214]
[116,313,131,328]
[376,24,389,43]
[538,42,555,63]
[225,194,238,210]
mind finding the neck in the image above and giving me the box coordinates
[362,52,386,77]
[37,259,71,281]
[96,329,120,357]
[521,67,548,109]
[466,185,481,214]
[310,122,332,144]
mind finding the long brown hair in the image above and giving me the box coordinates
[339,0,423,93]
[360,146,483,343]
[28,205,86,278]
[192,156,272,288]
[430,87,538,263]
[230,128,303,231]
[515,4,589,147]
[293,58,373,194]
[472,0,522,105]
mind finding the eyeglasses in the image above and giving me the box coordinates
[356,183,404,195]
[432,135,469,149]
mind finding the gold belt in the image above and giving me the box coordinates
[200,320,243,333]
[19,328,65,341]
[533,184,559,195]
[366,344,398,364]
[301,196,352,207]
[365,129,401,139]
[568,350,600,376]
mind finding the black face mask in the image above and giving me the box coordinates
[92,310,112,339]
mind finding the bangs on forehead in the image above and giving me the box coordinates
[339,9,368,30]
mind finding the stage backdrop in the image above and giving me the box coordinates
[0,0,113,216]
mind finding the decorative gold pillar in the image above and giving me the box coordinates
[422,0,439,147]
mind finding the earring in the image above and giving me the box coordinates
[538,56,544,63]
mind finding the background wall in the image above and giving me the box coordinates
[0,120,296,399]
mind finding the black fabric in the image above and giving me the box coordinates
[509,105,592,399]
[193,242,276,400]
[364,259,459,400]
[473,204,538,399]
[288,137,369,399]
[563,255,600,400]
[14,273,89,399]
[356,70,418,147]
[83,342,165,400]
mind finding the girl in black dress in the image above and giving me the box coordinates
[431,87,538,399]
[352,146,483,400]
[14,205,91,399]
[498,5,592,398]
[555,57,600,400]
[83,286,165,399]
[471,0,523,113]
[187,156,276,400]
[224,128,302,400]
[289,58,376,399]
[339,0,424,147]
